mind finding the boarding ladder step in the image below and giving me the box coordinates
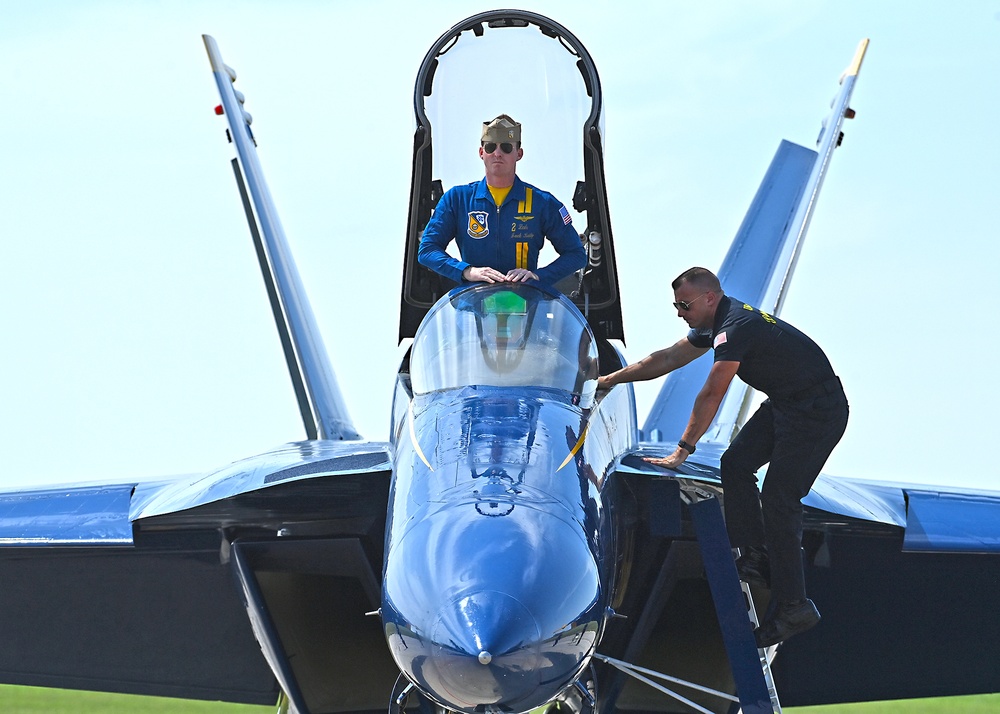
[740,575,782,713]
[686,492,777,714]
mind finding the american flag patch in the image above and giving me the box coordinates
[559,205,572,225]
[713,332,728,348]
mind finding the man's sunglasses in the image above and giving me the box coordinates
[483,142,516,154]
[672,292,709,311]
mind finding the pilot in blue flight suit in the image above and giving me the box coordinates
[597,267,849,648]
[418,114,587,285]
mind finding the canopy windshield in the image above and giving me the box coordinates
[422,20,594,219]
[410,284,598,406]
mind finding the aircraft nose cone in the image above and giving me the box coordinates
[434,589,540,657]
[382,498,605,712]
[428,590,542,706]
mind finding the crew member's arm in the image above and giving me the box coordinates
[644,360,740,469]
[417,192,472,283]
[530,198,587,284]
[597,337,707,390]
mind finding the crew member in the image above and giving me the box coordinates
[597,267,848,647]
[418,114,586,285]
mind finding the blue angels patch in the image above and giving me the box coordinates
[468,211,489,239]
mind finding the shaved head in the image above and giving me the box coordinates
[672,267,722,293]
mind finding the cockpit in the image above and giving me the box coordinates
[398,10,624,344]
[410,283,599,408]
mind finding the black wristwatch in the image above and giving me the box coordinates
[678,440,696,454]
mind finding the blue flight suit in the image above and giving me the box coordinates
[418,176,587,285]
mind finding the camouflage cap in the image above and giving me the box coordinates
[481,114,521,144]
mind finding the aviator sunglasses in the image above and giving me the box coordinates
[483,141,516,154]
[672,292,709,311]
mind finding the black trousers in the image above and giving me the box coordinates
[720,383,849,602]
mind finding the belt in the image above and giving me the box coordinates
[786,376,843,401]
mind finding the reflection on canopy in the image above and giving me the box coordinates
[410,284,599,407]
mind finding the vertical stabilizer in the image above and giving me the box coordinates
[643,40,868,445]
[203,35,360,441]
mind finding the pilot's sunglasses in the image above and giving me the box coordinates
[672,292,709,311]
[483,142,515,154]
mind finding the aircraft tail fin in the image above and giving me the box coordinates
[642,39,869,446]
[203,35,360,441]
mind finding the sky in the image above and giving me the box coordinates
[1,1,998,491]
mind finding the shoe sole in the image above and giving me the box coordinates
[754,611,820,648]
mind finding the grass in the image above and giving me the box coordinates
[787,694,1000,713]
[1,684,997,713]
[0,684,274,714]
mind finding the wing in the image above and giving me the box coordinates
[776,476,1000,706]
[603,40,1000,711]
[0,446,392,708]
[0,36,398,714]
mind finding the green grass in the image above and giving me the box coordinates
[786,694,1000,713]
[1,684,997,713]
[0,684,274,714]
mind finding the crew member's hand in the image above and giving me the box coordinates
[597,375,614,390]
[464,266,507,283]
[505,268,538,283]
[642,447,689,470]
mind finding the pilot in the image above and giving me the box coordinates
[418,114,587,285]
[597,267,849,648]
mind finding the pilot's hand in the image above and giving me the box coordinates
[505,268,538,283]
[642,447,689,470]
[464,266,507,283]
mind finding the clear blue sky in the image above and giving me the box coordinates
[1,1,998,491]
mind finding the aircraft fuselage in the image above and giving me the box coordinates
[382,283,634,712]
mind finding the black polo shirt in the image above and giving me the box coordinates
[687,295,835,399]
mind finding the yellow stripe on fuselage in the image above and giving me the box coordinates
[556,423,590,472]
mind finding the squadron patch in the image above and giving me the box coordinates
[468,211,489,239]
[713,332,728,349]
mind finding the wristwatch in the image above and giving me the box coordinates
[678,440,696,454]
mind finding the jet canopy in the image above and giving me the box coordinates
[410,284,599,407]
[399,10,624,343]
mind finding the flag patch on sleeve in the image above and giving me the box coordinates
[713,332,728,348]
[559,205,572,225]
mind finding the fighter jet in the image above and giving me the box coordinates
[1,9,997,714]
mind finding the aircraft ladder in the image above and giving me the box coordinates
[740,572,782,712]
[686,488,782,714]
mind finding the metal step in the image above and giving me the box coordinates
[740,573,782,713]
